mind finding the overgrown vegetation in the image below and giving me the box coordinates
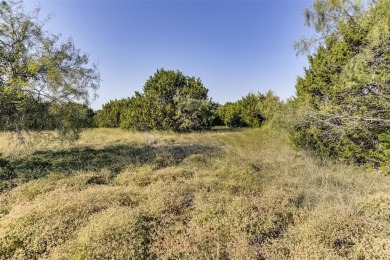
[0,0,99,141]
[95,83,283,132]
[1,128,390,259]
[94,69,217,132]
[291,0,390,173]
[1,0,390,258]
[217,91,283,128]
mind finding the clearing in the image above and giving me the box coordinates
[0,128,389,259]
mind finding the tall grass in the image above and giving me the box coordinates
[0,128,389,259]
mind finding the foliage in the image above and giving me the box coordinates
[119,69,214,132]
[173,93,216,132]
[120,92,155,131]
[209,101,224,126]
[217,91,282,128]
[96,72,282,131]
[292,0,390,172]
[217,102,247,127]
[257,91,283,125]
[49,102,95,140]
[94,99,129,128]
[0,98,94,137]
[239,93,264,128]
[0,1,99,141]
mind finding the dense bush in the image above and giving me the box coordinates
[50,102,95,140]
[173,94,216,132]
[0,98,54,132]
[95,70,283,132]
[111,69,215,132]
[1,99,94,138]
[217,91,282,128]
[94,99,129,128]
[292,0,390,172]
[217,102,247,127]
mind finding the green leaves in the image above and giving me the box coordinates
[217,91,281,128]
[173,92,215,132]
[293,0,390,172]
[94,99,129,128]
[140,69,209,131]
[97,69,214,132]
[0,1,99,140]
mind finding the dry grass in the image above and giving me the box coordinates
[1,127,390,259]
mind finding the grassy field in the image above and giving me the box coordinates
[0,127,390,259]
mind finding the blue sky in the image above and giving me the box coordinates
[24,0,313,110]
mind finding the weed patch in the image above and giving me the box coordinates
[0,143,219,192]
[0,128,390,259]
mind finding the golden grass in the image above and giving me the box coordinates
[1,127,390,259]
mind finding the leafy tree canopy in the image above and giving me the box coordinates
[292,0,390,172]
[117,69,214,132]
[140,69,209,131]
[217,91,282,128]
[94,99,129,128]
[0,0,100,141]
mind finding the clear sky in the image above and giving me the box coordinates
[24,0,313,110]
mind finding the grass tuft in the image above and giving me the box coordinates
[1,128,390,259]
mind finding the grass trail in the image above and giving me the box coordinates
[0,128,389,259]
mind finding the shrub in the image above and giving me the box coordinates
[119,69,214,132]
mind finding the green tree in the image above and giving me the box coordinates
[49,102,95,140]
[217,102,246,127]
[94,99,129,128]
[120,69,212,132]
[257,91,286,128]
[0,1,100,141]
[292,0,390,171]
[143,69,208,130]
[239,93,264,128]
[173,92,215,132]
[217,93,275,128]
[119,93,154,131]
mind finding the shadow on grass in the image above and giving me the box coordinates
[209,127,243,133]
[0,143,220,192]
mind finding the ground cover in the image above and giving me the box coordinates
[0,128,389,259]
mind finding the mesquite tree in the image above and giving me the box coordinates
[0,1,100,141]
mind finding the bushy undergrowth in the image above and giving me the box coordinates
[291,0,390,173]
[1,128,390,259]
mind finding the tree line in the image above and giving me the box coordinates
[93,69,283,132]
